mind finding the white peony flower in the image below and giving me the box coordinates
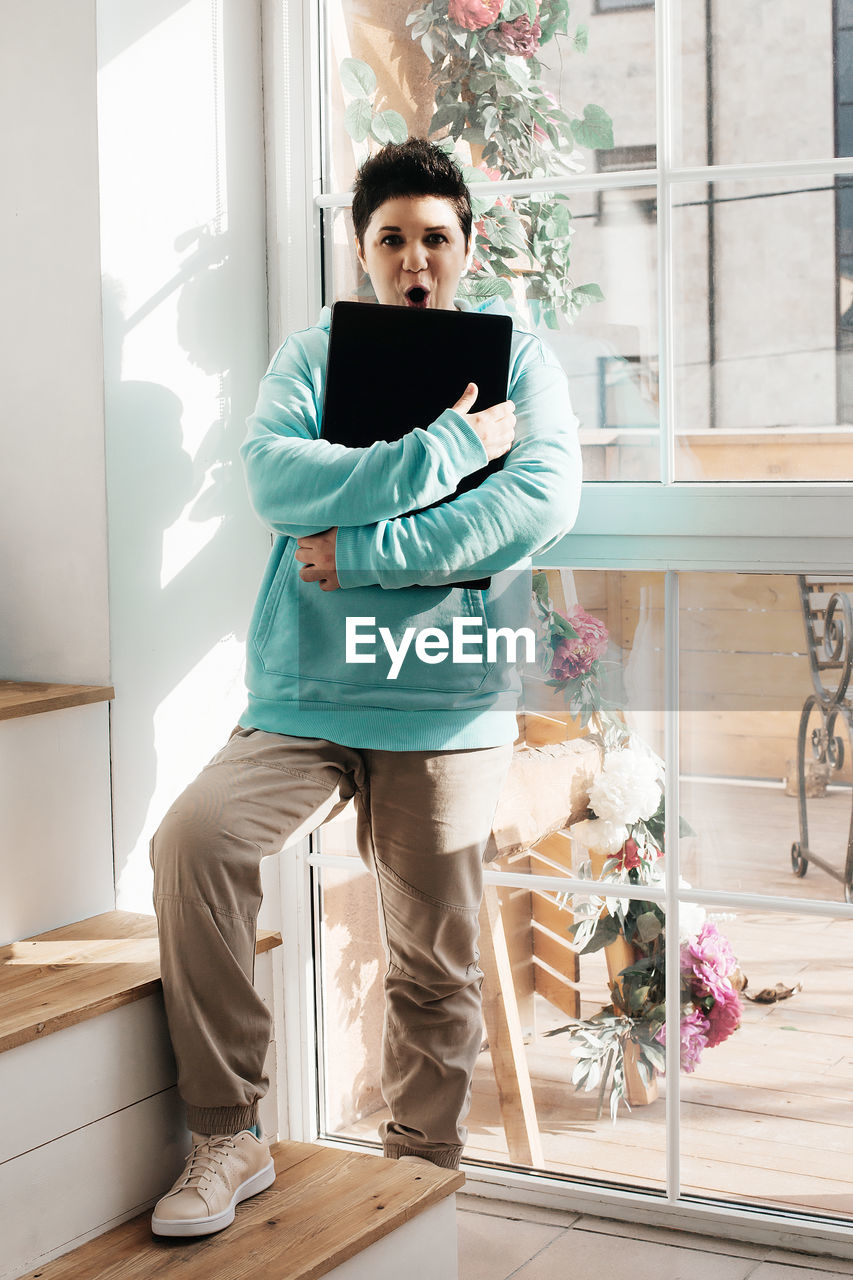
[677,878,707,943]
[571,817,629,856]
[588,741,662,827]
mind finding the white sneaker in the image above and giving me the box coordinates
[151,1130,275,1237]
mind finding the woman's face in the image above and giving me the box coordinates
[356,194,471,311]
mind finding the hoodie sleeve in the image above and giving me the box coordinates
[334,338,582,589]
[240,330,489,538]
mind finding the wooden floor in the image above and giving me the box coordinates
[337,778,853,1223]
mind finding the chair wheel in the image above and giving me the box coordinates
[791,842,808,877]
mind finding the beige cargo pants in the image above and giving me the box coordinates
[150,727,514,1170]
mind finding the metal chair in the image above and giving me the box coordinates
[791,575,853,902]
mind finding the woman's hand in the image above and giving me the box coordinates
[451,382,516,461]
[295,527,340,591]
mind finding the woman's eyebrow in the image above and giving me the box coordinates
[377,225,452,232]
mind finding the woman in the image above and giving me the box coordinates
[150,136,581,1238]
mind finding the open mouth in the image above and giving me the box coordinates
[405,286,429,308]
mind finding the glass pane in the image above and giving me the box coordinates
[519,568,666,884]
[675,2,836,167]
[326,197,660,482]
[680,572,853,905]
[317,853,668,1188]
[672,179,853,482]
[322,0,657,376]
[324,0,655,193]
[678,904,853,1220]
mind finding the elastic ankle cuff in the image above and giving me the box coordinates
[186,1103,259,1136]
[383,1142,463,1170]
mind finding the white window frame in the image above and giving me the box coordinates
[261,0,853,1257]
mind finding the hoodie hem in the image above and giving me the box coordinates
[241,697,520,751]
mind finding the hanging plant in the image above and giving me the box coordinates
[340,0,613,326]
[340,57,409,149]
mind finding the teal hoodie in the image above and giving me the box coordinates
[239,297,581,750]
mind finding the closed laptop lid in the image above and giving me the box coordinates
[322,301,512,462]
[322,300,514,589]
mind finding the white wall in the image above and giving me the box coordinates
[97,0,272,912]
[0,0,110,684]
[0,1,116,941]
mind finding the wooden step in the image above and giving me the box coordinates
[16,1140,464,1280]
[0,911,281,1053]
[0,681,115,721]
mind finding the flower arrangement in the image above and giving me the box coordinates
[532,572,743,1120]
[340,0,613,326]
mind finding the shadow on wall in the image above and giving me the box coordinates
[102,244,265,909]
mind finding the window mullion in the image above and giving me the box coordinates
[664,568,681,1202]
[657,0,675,486]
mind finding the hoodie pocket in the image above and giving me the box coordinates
[251,539,297,658]
[255,567,497,693]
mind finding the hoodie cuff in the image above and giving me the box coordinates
[335,524,379,589]
[425,409,489,479]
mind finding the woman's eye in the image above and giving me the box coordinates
[426,234,447,244]
[380,235,402,246]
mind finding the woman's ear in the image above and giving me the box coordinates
[355,237,368,274]
[463,230,476,277]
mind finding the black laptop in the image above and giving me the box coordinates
[322,301,513,590]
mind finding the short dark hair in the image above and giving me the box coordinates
[351,137,472,247]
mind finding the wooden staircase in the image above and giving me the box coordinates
[1,682,464,1280]
[16,1142,463,1280]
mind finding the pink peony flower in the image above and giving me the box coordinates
[488,14,542,57]
[448,0,502,31]
[656,1006,709,1074]
[549,606,609,680]
[683,922,739,1003]
[704,984,742,1048]
[681,921,742,1051]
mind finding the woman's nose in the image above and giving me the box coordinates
[402,243,428,271]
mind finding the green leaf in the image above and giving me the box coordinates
[469,71,498,94]
[430,103,460,135]
[462,275,513,300]
[502,56,531,89]
[339,57,376,99]
[641,1041,666,1073]
[572,1059,591,1087]
[574,23,589,53]
[571,103,615,151]
[471,195,494,219]
[581,914,623,955]
[532,570,551,609]
[371,110,408,145]
[344,98,373,144]
[572,283,605,309]
[635,910,663,944]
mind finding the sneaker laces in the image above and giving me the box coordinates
[176,1134,238,1191]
